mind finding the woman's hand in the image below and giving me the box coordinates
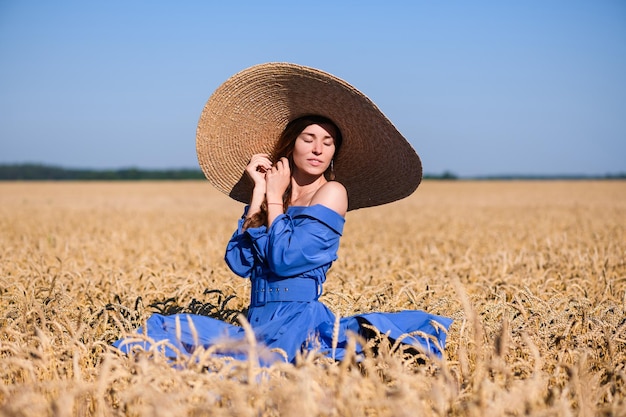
[245,153,273,189]
[265,157,291,204]
[244,154,272,222]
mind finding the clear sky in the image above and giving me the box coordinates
[1,1,625,177]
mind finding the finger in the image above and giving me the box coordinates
[253,157,273,172]
[276,157,288,170]
[250,154,270,163]
[258,163,272,173]
[279,158,290,174]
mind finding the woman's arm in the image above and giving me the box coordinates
[244,153,272,222]
[265,157,291,227]
[224,209,269,277]
[266,205,345,276]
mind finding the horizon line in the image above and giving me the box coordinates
[0,162,624,180]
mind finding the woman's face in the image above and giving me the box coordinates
[291,123,337,178]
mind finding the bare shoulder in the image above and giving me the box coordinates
[310,181,348,216]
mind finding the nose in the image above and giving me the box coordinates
[312,141,322,155]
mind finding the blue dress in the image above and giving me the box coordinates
[113,205,453,365]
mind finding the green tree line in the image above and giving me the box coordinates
[0,164,206,180]
[2,163,622,181]
[0,164,462,181]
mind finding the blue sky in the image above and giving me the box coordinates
[1,1,624,177]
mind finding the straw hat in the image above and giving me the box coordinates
[196,62,422,211]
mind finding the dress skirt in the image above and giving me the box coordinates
[113,299,452,366]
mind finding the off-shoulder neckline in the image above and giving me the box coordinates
[287,204,342,216]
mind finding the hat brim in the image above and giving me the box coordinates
[196,62,422,211]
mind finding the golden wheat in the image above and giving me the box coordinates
[1,180,624,416]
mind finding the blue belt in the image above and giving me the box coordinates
[251,276,321,307]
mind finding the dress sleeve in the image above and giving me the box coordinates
[224,207,270,278]
[266,205,345,277]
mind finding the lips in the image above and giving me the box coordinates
[307,159,324,167]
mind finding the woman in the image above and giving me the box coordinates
[114,63,452,365]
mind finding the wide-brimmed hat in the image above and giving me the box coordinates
[196,62,422,211]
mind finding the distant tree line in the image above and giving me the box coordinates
[0,163,461,181]
[424,170,458,180]
[469,173,626,180]
[0,164,623,181]
[0,164,205,180]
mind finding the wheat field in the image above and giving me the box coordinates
[0,180,624,416]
